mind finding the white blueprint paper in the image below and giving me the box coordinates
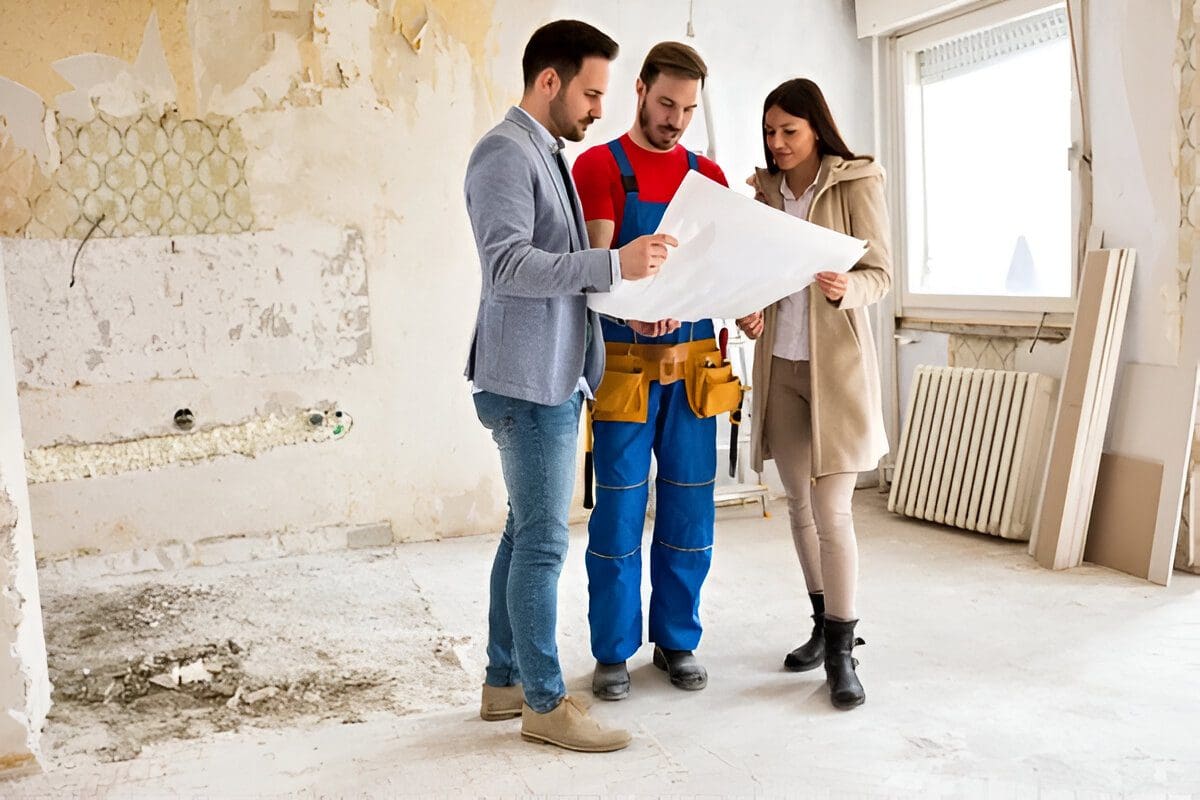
[588,170,868,321]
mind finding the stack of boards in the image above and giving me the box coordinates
[1031,248,1135,571]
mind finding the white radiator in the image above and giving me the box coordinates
[888,366,1059,540]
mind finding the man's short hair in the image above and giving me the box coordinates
[639,41,708,88]
[522,20,619,89]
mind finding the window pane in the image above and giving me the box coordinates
[914,37,1072,297]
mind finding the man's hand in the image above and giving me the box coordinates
[618,233,678,280]
[736,311,764,339]
[628,319,681,337]
[815,271,849,302]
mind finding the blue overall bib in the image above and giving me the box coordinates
[587,138,717,664]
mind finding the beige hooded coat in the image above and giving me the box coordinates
[749,154,892,477]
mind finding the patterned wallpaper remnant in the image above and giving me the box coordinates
[0,128,47,236]
[1175,0,1198,572]
[23,111,253,239]
[947,334,1017,372]
[1175,0,1197,354]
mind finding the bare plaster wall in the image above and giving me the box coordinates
[0,1,871,559]
[0,245,50,772]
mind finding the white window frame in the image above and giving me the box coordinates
[887,0,1079,323]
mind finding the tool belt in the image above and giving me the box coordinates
[592,339,744,423]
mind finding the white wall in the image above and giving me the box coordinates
[559,1,874,189]
[1088,0,1199,583]
[855,0,979,37]
[1089,1,1186,369]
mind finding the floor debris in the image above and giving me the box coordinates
[40,548,476,765]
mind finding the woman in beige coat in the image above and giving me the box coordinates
[738,78,891,710]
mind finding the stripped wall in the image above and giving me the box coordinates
[0,247,50,773]
[0,1,872,563]
[1174,0,1200,574]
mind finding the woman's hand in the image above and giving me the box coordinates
[745,173,767,203]
[736,311,764,339]
[814,271,849,303]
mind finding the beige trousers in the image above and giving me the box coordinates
[764,357,859,621]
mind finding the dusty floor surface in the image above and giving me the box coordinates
[8,489,1200,798]
[39,545,475,766]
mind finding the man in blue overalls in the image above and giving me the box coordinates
[573,42,732,700]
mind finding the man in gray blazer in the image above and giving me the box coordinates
[465,19,675,753]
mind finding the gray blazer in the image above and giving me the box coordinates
[464,107,612,406]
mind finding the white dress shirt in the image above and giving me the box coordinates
[772,175,818,361]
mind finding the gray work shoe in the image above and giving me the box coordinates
[591,660,631,701]
[652,645,708,690]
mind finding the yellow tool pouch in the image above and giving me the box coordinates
[686,349,744,419]
[592,354,650,423]
[594,339,743,423]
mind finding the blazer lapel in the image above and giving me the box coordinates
[506,109,583,251]
[533,144,583,251]
[565,169,588,247]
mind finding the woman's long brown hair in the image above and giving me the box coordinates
[762,78,856,173]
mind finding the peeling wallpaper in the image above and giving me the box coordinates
[0,0,507,242]
[1175,1,1200,572]
[190,1,317,117]
[1175,0,1198,354]
[25,111,253,239]
[0,132,48,237]
[947,335,1018,372]
[0,1,197,118]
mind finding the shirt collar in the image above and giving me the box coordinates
[780,175,816,201]
[513,106,566,155]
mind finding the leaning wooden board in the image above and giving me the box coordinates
[1032,249,1132,569]
[1083,453,1163,579]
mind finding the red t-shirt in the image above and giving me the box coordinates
[572,133,729,244]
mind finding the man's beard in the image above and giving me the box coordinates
[550,96,592,142]
[638,99,681,151]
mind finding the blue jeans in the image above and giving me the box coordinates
[473,389,583,713]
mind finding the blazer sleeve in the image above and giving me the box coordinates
[465,135,614,298]
[836,173,893,310]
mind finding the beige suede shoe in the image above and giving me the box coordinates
[520,695,631,752]
[480,683,524,721]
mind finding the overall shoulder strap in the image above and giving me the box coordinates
[607,139,638,195]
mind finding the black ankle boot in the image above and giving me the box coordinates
[783,592,825,671]
[823,618,865,709]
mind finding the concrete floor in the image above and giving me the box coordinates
[10,489,1200,798]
